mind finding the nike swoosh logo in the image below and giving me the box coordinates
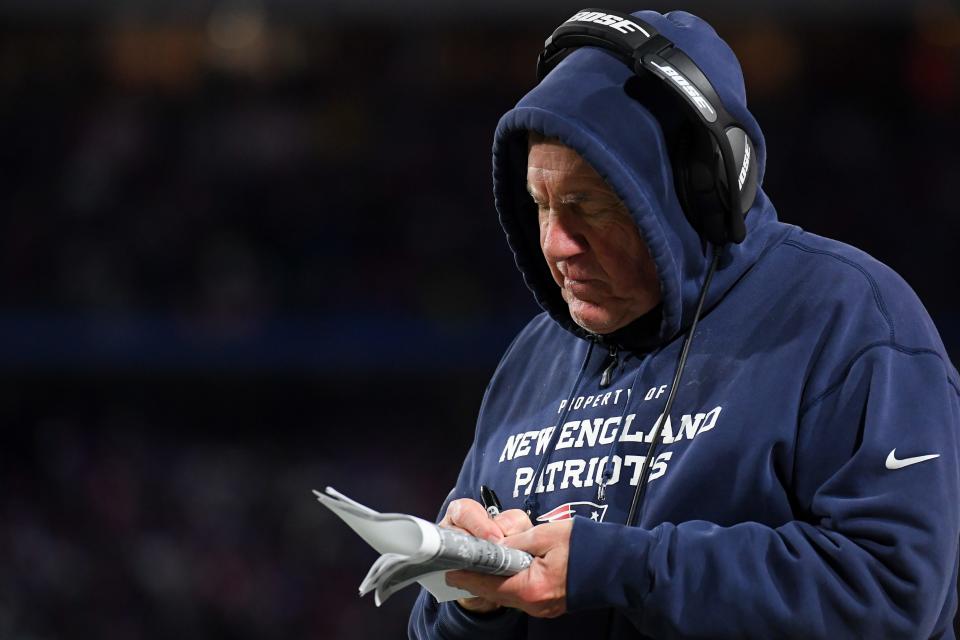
[885,448,940,470]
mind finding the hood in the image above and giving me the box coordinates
[492,9,784,347]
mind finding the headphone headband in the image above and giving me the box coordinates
[536,8,758,244]
[537,9,660,79]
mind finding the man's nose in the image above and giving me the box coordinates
[541,210,588,262]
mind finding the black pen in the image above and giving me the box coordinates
[479,485,503,518]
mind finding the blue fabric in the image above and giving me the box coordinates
[410,9,960,639]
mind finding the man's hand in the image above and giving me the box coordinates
[446,519,572,618]
[439,498,533,613]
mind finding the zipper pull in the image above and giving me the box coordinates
[600,345,618,388]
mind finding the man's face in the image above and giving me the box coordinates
[527,138,661,334]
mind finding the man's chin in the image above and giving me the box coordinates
[568,303,628,335]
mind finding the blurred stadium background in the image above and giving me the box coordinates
[0,0,957,637]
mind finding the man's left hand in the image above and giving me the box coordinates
[446,519,573,618]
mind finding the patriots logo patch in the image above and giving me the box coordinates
[536,501,608,523]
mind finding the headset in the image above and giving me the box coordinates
[536,10,760,534]
[536,8,759,246]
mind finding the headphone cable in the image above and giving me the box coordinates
[603,248,721,639]
[624,247,721,527]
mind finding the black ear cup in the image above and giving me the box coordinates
[540,11,758,245]
[624,73,739,246]
[724,127,758,218]
[688,155,716,193]
[701,140,732,245]
[668,121,730,246]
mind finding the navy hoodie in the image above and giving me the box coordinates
[409,10,960,639]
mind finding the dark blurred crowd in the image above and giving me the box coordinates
[1,12,956,357]
[0,18,534,331]
[0,375,485,639]
[0,4,957,638]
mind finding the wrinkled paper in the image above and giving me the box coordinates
[315,487,532,606]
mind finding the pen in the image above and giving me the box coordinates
[479,485,502,518]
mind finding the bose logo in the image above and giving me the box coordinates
[738,143,751,191]
[647,60,716,121]
[567,11,651,36]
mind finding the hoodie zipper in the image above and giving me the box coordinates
[594,341,625,501]
[599,345,619,388]
[595,347,660,504]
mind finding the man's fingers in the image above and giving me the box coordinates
[443,499,503,541]
[440,499,536,546]
[501,520,569,556]
[494,509,533,537]
[500,525,541,553]
[448,567,564,618]
[446,570,522,608]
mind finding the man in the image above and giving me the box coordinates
[409,9,960,639]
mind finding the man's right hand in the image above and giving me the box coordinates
[439,498,533,613]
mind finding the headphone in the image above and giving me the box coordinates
[536,8,759,245]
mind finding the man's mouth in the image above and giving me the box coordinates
[564,278,604,298]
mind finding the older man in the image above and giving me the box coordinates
[409,9,960,639]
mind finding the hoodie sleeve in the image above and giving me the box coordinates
[408,589,526,640]
[409,324,541,639]
[407,467,528,640]
[565,345,960,639]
